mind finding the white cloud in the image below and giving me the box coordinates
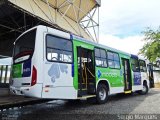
[99,34,145,55]
[98,0,160,56]
[100,0,160,36]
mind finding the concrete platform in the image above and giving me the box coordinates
[0,88,9,97]
[0,95,50,109]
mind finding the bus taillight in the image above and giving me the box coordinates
[31,66,37,86]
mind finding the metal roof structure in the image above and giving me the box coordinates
[8,0,100,41]
[0,0,100,56]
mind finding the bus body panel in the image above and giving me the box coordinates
[95,67,124,87]
[110,87,124,94]
[11,26,47,98]
[94,49,132,94]
[41,28,77,99]
[130,55,143,91]
[42,62,77,99]
[132,85,143,91]
[10,84,43,98]
[141,72,150,87]
[139,58,150,89]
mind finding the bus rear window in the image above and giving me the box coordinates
[14,29,36,61]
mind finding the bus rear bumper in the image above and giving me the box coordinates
[10,84,43,98]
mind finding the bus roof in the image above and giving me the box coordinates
[17,25,133,57]
[72,34,131,56]
[14,26,41,44]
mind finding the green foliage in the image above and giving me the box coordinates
[139,27,160,62]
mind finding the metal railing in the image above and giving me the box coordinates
[0,65,11,88]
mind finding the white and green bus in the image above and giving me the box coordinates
[10,25,153,104]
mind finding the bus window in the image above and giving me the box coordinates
[95,48,107,67]
[139,60,147,72]
[107,51,120,69]
[13,29,36,63]
[46,35,73,63]
[47,49,59,61]
[131,58,140,72]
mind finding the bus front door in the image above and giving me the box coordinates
[77,47,96,97]
[148,63,154,88]
[122,58,132,92]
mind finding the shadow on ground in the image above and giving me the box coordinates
[1,89,160,120]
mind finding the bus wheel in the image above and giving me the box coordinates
[138,83,149,95]
[96,83,108,104]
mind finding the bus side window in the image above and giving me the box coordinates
[107,51,120,69]
[131,58,140,72]
[94,48,107,67]
[139,60,147,72]
[46,35,73,63]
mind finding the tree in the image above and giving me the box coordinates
[139,27,160,62]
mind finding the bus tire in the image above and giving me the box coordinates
[96,83,109,104]
[138,83,149,95]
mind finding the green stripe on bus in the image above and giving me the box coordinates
[12,64,22,78]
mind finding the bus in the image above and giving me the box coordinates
[10,25,153,104]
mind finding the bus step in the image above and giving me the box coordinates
[78,89,88,97]
[78,88,87,91]
[78,84,87,88]
[124,90,132,94]
[78,95,96,99]
[80,83,94,85]
[87,84,96,94]
[88,87,95,94]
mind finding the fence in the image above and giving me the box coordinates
[0,65,11,88]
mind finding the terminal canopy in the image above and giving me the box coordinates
[8,0,100,41]
[45,0,101,21]
[0,0,100,56]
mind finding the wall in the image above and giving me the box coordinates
[153,71,160,83]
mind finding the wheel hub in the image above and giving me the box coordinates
[142,85,147,92]
[99,88,106,100]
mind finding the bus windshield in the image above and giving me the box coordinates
[13,29,36,63]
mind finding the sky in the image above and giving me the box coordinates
[1,0,160,64]
[99,0,160,55]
